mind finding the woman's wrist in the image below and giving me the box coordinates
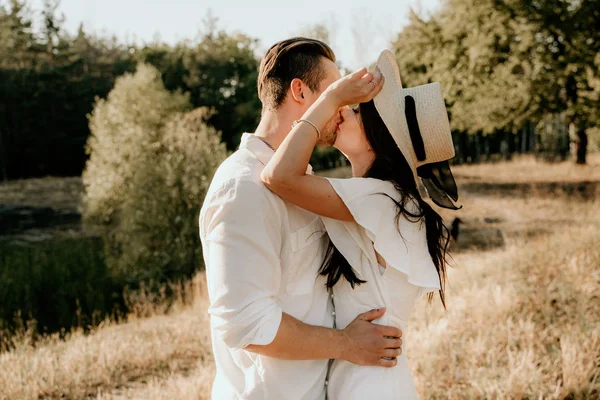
[320,87,343,110]
[299,89,342,135]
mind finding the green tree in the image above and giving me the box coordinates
[394,0,599,163]
[182,30,261,149]
[40,0,64,67]
[394,1,536,135]
[83,64,226,285]
[83,63,190,227]
[495,0,600,164]
[1,3,262,180]
[136,27,261,151]
[0,0,37,68]
[0,0,137,180]
[122,108,227,284]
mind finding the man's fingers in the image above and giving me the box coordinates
[380,324,402,338]
[359,307,386,322]
[378,357,399,368]
[384,337,402,349]
[382,348,402,359]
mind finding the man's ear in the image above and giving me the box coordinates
[290,78,305,104]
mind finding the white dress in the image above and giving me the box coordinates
[322,177,442,400]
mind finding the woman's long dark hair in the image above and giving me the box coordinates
[319,100,451,307]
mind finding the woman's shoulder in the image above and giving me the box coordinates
[325,177,397,203]
[325,177,423,227]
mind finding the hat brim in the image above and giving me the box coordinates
[373,49,459,209]
[373,49,419,187]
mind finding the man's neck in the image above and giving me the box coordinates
[253,107,299,150]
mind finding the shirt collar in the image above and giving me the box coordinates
[240,133,313,175]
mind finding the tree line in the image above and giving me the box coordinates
[394,0,600,164]
[0,0,261,181]
[1,0,599,182]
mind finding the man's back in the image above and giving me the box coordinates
[200,133,333,399]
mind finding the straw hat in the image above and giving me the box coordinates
[373,49,460,209]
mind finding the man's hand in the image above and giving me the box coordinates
[338,308,403,368]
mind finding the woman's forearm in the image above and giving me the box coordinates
[262,91,340,184]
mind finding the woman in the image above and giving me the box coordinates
[262,50,460,399]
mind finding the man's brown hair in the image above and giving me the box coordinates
[257,37,336,110]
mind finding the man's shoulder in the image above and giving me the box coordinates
[214,148,260,182]
[207,149,260,194]
[203,149,281,210]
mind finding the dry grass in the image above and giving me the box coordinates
[408,218,600,399]
[2,156,600,399]
[452,153,600,183]
[0,277,215,400]
[319,154,600,183]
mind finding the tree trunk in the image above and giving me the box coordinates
[529,121,536,153]
[458,132,468,164]
[0,128,6,181]
[520,125,527,153]
[473,132,482,162]
[569,121,588,165]
[576,127,587,164]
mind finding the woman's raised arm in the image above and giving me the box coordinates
[261,67,384,221]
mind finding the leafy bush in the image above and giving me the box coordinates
[83,64,227,287]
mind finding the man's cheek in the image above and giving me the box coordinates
[316,132,336,147]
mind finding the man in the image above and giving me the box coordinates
[199,37,402,400]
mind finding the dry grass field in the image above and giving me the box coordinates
[1,155,599,399]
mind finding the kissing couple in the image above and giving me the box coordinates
[200,37,461,399]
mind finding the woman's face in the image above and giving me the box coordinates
[334,106,372,157]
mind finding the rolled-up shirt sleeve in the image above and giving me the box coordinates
[200,179,283,350]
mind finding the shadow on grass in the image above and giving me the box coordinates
[459,180,600,200]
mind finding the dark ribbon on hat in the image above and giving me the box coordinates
[405,96,426,162]
[417,161,462,210]
[405,95,462,210]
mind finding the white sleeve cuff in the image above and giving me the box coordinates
[211,301,284,350]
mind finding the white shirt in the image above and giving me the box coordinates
[321,177,441,400]
[199,133,333,400]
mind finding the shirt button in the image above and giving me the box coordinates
[332,311,336,316]
[330,293,334,298]
[325,380,329,386]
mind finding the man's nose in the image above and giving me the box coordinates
[338,106,349,123]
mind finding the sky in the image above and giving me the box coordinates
[29,0,440,69]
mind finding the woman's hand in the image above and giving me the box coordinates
[325,66,385,108]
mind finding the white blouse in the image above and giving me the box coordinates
[322,177,441,400]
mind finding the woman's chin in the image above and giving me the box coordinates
[333,127,351,152]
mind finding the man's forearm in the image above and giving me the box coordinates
[245,312,345,360]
